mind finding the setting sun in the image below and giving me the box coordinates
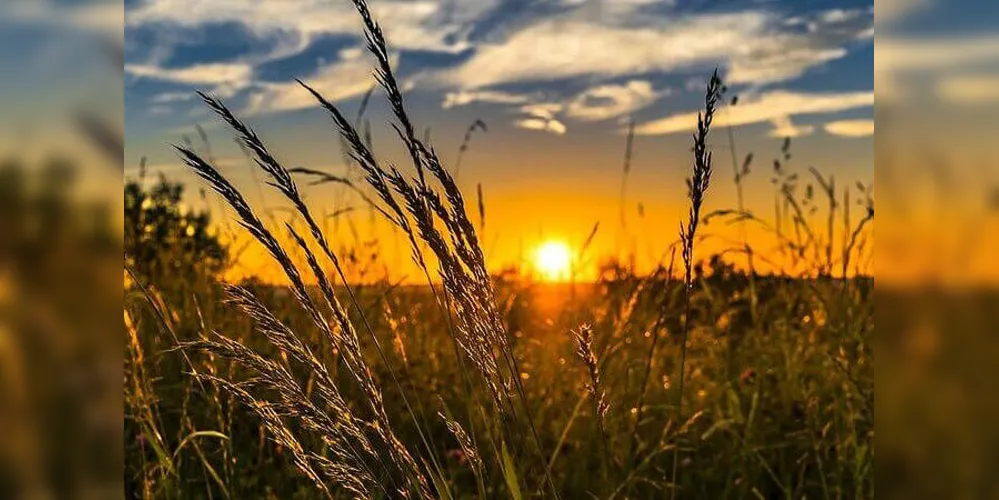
[534,240,573,281]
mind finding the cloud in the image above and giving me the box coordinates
[520,103,564,121]
[124,0,501,115]
[876,36,999,101]
[126,62,253,86]
[936,74,999,104]
[515,117,567,135]
[127,51,383,116]
[150,92,195,104]
[442,90,535,109]
[443,79,665,130]
[877,37,999,72]
[439,8,871,89]
[769,116,815,138]
[555,0,675,9]
[500,80,666,133]
[511,102,568,135]
[339,47,365,61]
[566,80,663,121]
[824,119,874,138]
[243,56,386,115]
[124,0,874,136]
[126,0,499,55]
[149,105,173,116]
[634,90,873,136]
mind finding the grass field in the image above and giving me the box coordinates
[123,1,873,497]
[125,273,872,499]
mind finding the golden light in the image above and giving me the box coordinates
[534,240,572,281]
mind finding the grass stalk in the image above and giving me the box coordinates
[669,69,721,499]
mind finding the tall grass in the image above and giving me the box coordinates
[671,69,721,499]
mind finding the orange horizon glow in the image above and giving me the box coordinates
[215,215,876,287]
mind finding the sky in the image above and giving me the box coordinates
[874,0,999,286]
[118,0,880,280]
[1,1,998,284]
[4,0,996,283]
[0,1,122,200]
[122,0,875,160]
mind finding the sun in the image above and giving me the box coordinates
[534,240,573,282]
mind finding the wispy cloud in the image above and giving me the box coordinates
[150,92,195,104]
[126,0,498,55]
[876,36,999,101]
[473,80,665,135]
[442,90,536,109]
[770,116,815,139]
[438,8,871,89]
[565,80,664,122]
[515,117,567,136]
[513,102,567,135]
[127,48,383,115]
[824,119,874,138]
[244,54,386,115]
[126,63,253,86]
[503,79,668,134]
[125,0,502,115]
[520,103,564,121]
[635,90,874,136]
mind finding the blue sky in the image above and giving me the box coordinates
[120,1,880,214]
[117,0,884,274]
[0,1,121,200]
[123,0,874,150]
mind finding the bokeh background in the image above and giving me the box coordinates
[0,1,122,498]
[876,1,999,498]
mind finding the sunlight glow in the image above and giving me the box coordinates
[534,240,572,282]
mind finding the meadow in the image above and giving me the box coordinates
[123,1,874,498]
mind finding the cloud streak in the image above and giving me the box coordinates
[876,36,999,101]
[770,116,815,139]
[438,8,871,89]
[515,117,567,136]
[824,119,874,138]
[244,55,387,115]
[566,80,664,122]
[126,0,498,55]
[126,63,254,86]
[635,90,874,136]
[442,90,536,109]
